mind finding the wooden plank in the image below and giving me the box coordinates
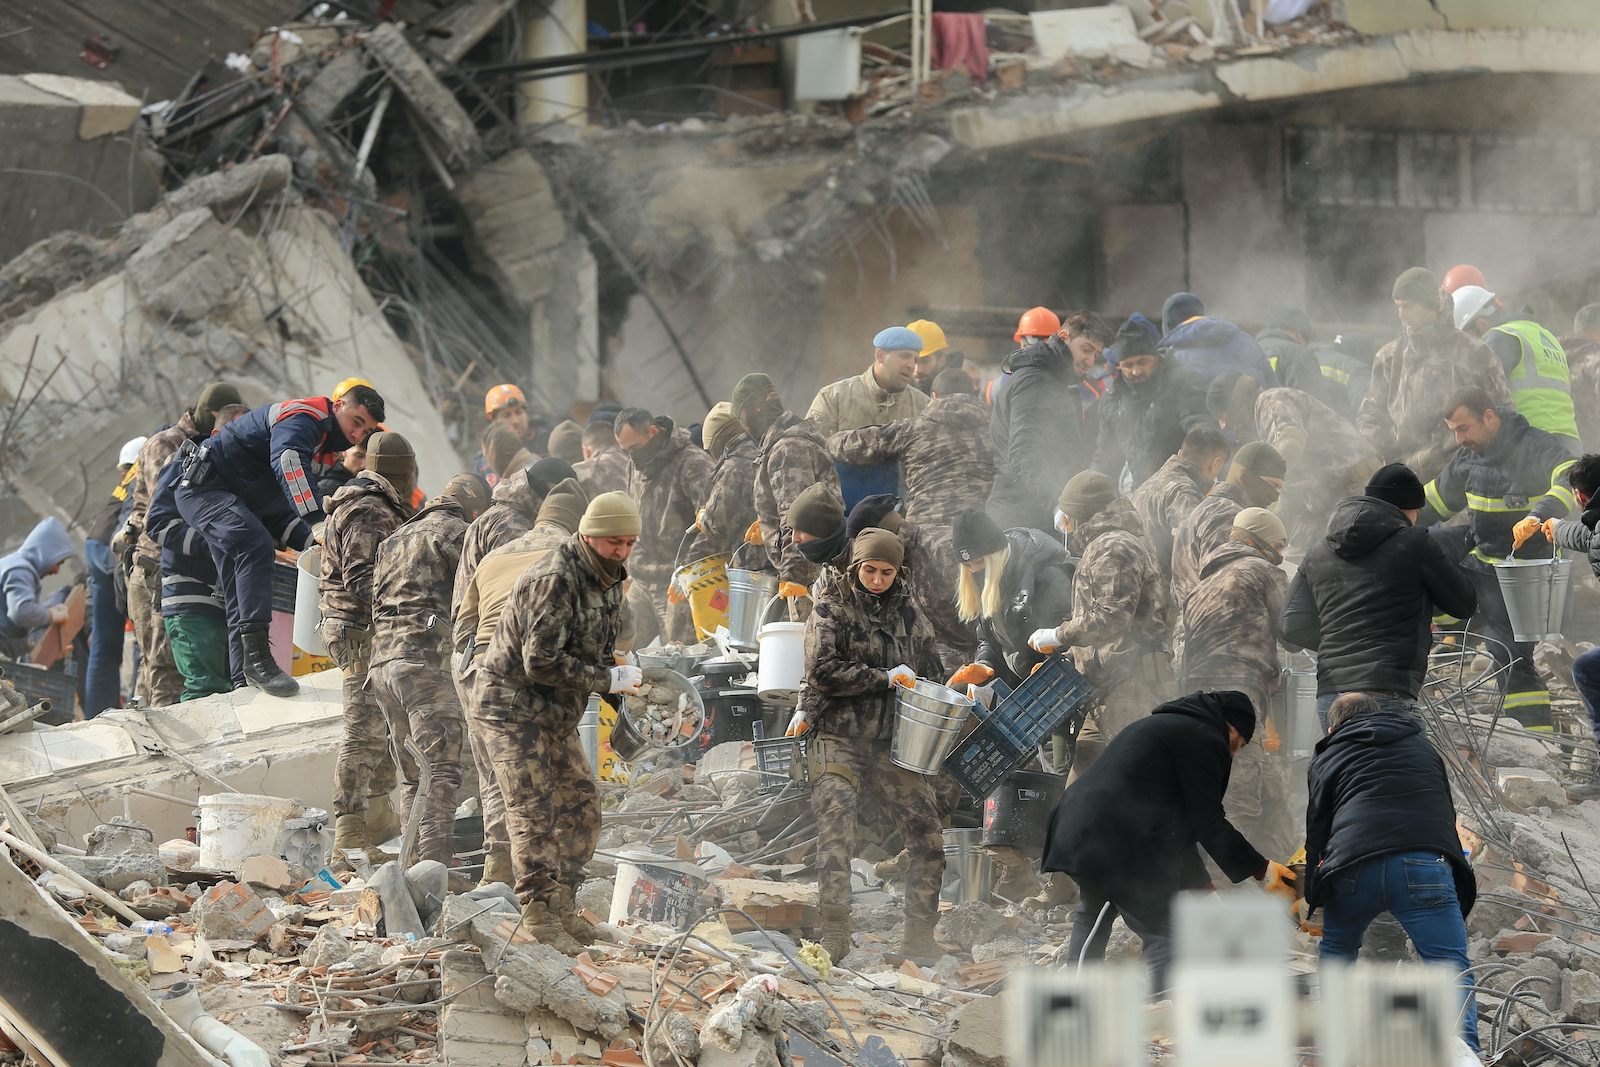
[29,584,85,669]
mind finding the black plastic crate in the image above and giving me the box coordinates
[985,656,1095,750]
[272,560,298,615]
[0,658,77,724]
[942,719,1027,799]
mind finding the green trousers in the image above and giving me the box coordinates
[163,614,233,701]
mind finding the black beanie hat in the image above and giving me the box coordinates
[848,493,902,539]
[951,508,1006,563]
[1218,691,1257,743]
[526,455,578,494]
[1114,317,1158,359]
[1365,462,1426,510]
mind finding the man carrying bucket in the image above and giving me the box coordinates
[1415,386,1579,729]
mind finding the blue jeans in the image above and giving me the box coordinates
[83,540,124,718]
[1572,646,1600,746]
[1315,692,1416,733]
[1319,850,1478,1050]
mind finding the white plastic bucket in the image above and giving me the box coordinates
[608,849,709,930]
[756,621,804,706]
[294,547,325,655]
[197,793,304,874]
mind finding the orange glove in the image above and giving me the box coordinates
[778,581,809,598]
[1262,716,1281,754]
[947,663,995,688]
[785,713,811,737]
[888,664,916,688]
[1512,515,1544,550]
[1261,861,1299,901]
[1297,900,1323,936]
[667,584,686,604]
[745,520,765,545]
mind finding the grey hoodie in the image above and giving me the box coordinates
[0,517,74,637]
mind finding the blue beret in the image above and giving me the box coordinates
[872,327,924,352]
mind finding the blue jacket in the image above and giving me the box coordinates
[147,457,223,619]
[205,398,355,525]
[0,517,74,639]
[1158,317,1280,387]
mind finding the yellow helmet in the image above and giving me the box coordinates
[332,377,372,401]
[906,319,947,358]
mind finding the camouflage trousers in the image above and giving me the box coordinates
[1059,651,1175,780]
[808,735,944,925]
[129,557,184,706]
[328,633,397,819]
[455,658,508,859]
[477,713,600,905]
[369,658,465,865]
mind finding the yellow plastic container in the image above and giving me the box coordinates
[595,696,631,784]
[674,554,731,640]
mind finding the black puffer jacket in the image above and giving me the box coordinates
[986,338,1086,532]
[1282,496,1476,697]
[1256,328,1338,410]
[1041,690,1267,923]
[1304,709,1474,915]
[1090,356,1213,487]
[974,527,1076,684]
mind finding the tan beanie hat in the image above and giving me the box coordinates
[1229,507,1286,546]
[537,478,588,533]
[579,491,642,537]
[702,401,742,461]
[1058,469,1117,520]
[851,527,905,569]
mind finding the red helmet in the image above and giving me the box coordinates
[1014,306,1061,344]
[1442,264,1487,295]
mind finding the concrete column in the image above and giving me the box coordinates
[519,0,588,127]
[530,234,601,411]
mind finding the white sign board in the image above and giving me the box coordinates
[794,28,862,102]
[1009,965,1147,1067]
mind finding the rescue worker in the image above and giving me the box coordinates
[454,478,587,887]
[794,527,945,962]
[1030,472,1171,777]
[1417,387,1578,729]
[454,456,578,616]
[615,407,712,644]
[175,385,383,697]
[947,507,1075,690]
[1210,373,1382,560]
[1157,292,1277,387]
[320,431,416,865]
[83,437,142,714]
[1453,284,1579,454]
[1014,306,1061,348]
[907,318,965,393]
[482,421,536,481]
[987,311,1114,532]
[736,374,842,621]
[124,382,242,706]
[368,473,490,867]
[1132,425,1229,580]
[547,420,585,465]
[473,383,536,487]
[573,420,633,499]
[477,492,643,953]
[1547,456,1600,784]
[826,368,995,527]
[1169,441,1285,611]
[0,517,74,660]
[1357,267,1511,483]
[1174,507,1297,862]
[1315,331,1377,423]
[685,402,762,568]
[1562,305,1600,454]
[1255,306,1335,407]
[1091,317,1214,487]
[808,327,930,511]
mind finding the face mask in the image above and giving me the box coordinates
[797,521,849,565]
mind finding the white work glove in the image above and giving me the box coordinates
[785,709,810,737]
[310,521,327,545]
[46,603,69,624]
[1028,627,1062,654]
[608,665,643,694]
[967,682,996,709]
[887,664,917,689]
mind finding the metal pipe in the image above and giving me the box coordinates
[123,785,200,808]
[351,83,393,185]
[159,982,271,1067]
[0,701,49,735]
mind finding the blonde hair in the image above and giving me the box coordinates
[956,545,1010,622]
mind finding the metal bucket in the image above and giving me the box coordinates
[579,695,601,776]
[890,678,975,774]
[1285,664,1319,758]
[981,770,1065,858]
[1494,557,1573,642]
[943,827,993,904]
[726,569,779,651]
[615,667,707,760]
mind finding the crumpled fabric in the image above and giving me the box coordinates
[930,12,987,85]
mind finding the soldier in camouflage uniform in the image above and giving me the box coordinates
[573,421,634,500]
[1031,472,1172,778]
[321,432,415,864]
[826,369,995,527]
[476,491,641,953]
[368,474,490,867]
[452,456,576,617]
[616,409,712,643]
[1211,374,1382,561]
[734,373,842,620]
[1358,267,1512,483]
[799,527,945,962]
[1169,441,1284,612]
[686,402,765,570]
[1131,425,1228,580]
[1173,507,1298,862]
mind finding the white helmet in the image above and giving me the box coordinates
[1452,285,1497,331]
[118,436,147,466]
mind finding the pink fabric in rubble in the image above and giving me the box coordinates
[929,12,988,86]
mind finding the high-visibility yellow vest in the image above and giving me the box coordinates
[1492,319,1578,441]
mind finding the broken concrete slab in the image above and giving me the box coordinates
[239,854,294,890]
[164,154,293,219]
[1498,768,1568,809]
[124,208,254,323]
[302,924,353,969]
[368,860,427,940]
[363,22,483,165]
[193,881,275,942]
[1563,969,1600,1024]
[943,990,1012,1067]
[440,1004,529,1067]
[84,817,158,858]
[406,859,450,927]
[936,901,1018,953]
[463,911,631,1039]
[19,74,142,139]
[100,851,169,892]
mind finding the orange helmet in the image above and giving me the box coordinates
[1442,264,1487,295]
[485,383,526,419]
[332,377,372,401]
[1014,306,1061,344]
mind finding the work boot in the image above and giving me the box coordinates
[521,898,583,955]
[897,915,942,963]
[554,885,603,946]
[365,796,400,846]
[241,630,298,697]
[332,814,385,869]
[480,850,514,887]
[819,904,852,964]
[873,849,910,881]
[994,859,1042,905]
[1022,872,1078,914]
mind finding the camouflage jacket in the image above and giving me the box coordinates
[1255,387,1380,492]
[133,412,198,560]
[453,466,543,616]
[1562,334,1600,452]
[754,411,842,586]
[812,520,977,661]
[1173,540,1289,703]
[686,434,758,562]
[476,535,626,727]
[1357,296,1511,482]
[1169,480,1251,612]
[827,394,995,527]
[1054,497,1166,685]
[456,520,573,654]
[800,572,942,740]
[574,444,633,500]
[627,423,713,585]
[319,471,411,628]
[1131,454,1209,579]
[371,495,469,667]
